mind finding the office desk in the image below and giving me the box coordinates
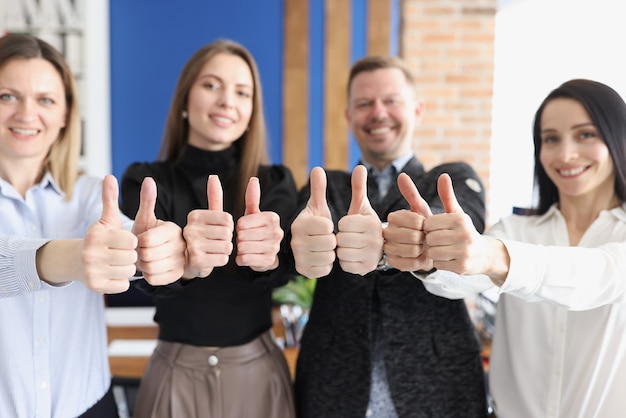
[106,307,299,379]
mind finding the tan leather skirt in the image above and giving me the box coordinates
[133,331,295,418]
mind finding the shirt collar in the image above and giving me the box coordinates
[608,203,626,223]
[40,172,64,195]
[359,152,414,175]
[0,171,63,199]
[532,204,560,225]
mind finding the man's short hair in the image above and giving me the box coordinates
[347,55,417,98]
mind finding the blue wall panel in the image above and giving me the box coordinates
[109,0,284,180]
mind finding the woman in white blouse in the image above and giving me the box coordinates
[384,79,626,418]
[0,33,185,417]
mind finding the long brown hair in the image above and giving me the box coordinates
[0,34,81,200]
[159,39,269,217]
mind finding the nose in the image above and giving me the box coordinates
[557,138,579,161]
[14,98,37,122]
[370,99,387,120]
[218,87,235,108]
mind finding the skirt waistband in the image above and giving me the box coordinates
[155,330,277,369]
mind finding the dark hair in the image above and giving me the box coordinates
[531,79,626,214]
[158,39,268,218]
[347,55,416,98]
[0,33,81,199]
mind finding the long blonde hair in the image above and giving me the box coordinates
[159,39,269,217]
[0,34,82,200]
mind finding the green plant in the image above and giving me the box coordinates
[272,275,317,310]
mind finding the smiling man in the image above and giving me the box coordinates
[291,55,489,418]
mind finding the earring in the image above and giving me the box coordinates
[182,110,188,119]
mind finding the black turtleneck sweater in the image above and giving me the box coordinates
[120,145,298,346]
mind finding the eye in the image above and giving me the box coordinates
[579,131,596,140]
[203,82,219,91]
[385,98,398,106]
[0,93,16,102]
[542,135,558,144]
[237,90,251,98]
[39,97,54,105]
[355,101,371,109]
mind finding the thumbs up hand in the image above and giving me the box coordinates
[183,175,234,278]
[132,177,186,285]
[81,174,138,293]
[235,177,283,271]
[131,177,158,235]
[291,167,337,278]
[336,165,383,275]
[383,173,434,272]
[422,173,488,275]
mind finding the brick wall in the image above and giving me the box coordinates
[401,0,497,203]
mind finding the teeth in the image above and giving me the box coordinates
[12,128,38,136]
[369,127,391,135]
[559,167,585,176]
[211,116,233,124]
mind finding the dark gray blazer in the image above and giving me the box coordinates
[294,157,488,418]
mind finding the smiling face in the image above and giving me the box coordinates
[345,67,424,170]
[0,57,66,169]
[539,97,616,207]
[186,52,254,151]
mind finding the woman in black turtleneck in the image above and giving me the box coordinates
[120,39,297,418]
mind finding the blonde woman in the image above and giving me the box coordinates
[0,34,185,418]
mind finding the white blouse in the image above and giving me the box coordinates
[418,204,626,418]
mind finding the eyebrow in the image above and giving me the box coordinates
[541,122,595,133]
[571,122,595,129]
[0,86,60,97]
[353,93,401,101]
[197,73,253,89]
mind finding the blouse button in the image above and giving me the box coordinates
[208,355,219,366]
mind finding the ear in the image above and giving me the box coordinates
[413,99,425,124]
[344,106,351,124]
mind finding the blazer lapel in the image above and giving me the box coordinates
[375,157,425,217]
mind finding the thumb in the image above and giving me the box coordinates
[135,177,158,230]
[397,173,432,216]
[347,165,372,215]
[207,175,223,211]
[437,173,464,214]
[244,177,261,215]
[99,174,122,228]
[307,166,332,219]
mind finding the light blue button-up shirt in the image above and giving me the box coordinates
[0,172,133,418]
[361,152,413,200]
